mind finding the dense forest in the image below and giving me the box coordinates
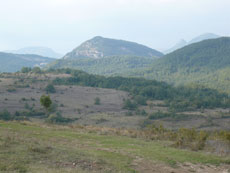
[47,55,156,76]
[127,37,230,93]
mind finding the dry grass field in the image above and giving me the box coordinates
[0,72,230,130]
[0,121,229,173]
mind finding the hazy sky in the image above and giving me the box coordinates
[0,0,230,54]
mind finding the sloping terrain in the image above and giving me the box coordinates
[63,36,163,59]
[48,55,156,76]
[0,52,55,72]
[48,36,163,75]
[0,121,229,173]
[129,37,230,93]
[1,71,230,130]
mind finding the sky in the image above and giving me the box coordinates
[0,0,230,54]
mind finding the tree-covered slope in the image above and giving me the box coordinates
[63,36,163,59]
[0,52,55,72]
[48,55,156,75]
[128,37,230,93]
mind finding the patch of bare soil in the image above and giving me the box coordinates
[132,158,230,173]
[54,159,105,172]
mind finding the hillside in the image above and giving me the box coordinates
[1,70,230,172]
[63,36,163,59]
[0,52,55,72]
[1,122,229,173]
[1,69,230,130]
[5,47,63,59]
[129,37,230,93]
[48,55,156,75]
[164,33,220,54]
[164,39,187,54]
[48,36,163,75]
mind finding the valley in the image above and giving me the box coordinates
[1,35,230,173]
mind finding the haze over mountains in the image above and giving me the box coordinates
[0,52,55,72]
[5,47,63,59]
[48,35,230,93]
[1,33,230,93]
[164,33,220,54]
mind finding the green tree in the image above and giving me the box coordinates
[40,95,52,113]
[21,67,32,73]
[32,67,42,73]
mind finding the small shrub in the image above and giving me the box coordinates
[123,99,137,110]
[94,97,101,105]
[21,67,32,73]
[31,97,36,101]
[125,111,133,116]
[32,67,42,73]
[45,84,56,93]
[24,103,32,111]
[21,98,27,101]
[46,112,74,124]
[77,108,81,114]
[135,109,147,116]
[0,110,13,121]
[48,102,58,113]
[7,88,16,92]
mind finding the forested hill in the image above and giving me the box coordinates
[63,36,163,59]
[158,37,230,70]
[128,37,230,93]
[47,55,156,76]
[0,52,55,72]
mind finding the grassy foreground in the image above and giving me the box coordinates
[0,121,229,173]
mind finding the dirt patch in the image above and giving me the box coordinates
[54,159,105,172]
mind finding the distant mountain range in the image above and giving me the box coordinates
[1,34,230,93]
[5,47,63,59]
[164,33,220,54]
[0,52,55,72]
[48,35,230,93]
[49,35,230,93]
[63,36,163,59]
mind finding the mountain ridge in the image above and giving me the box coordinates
[63,36,163,59]
[164,33,220,54]
[5,46,63,59]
